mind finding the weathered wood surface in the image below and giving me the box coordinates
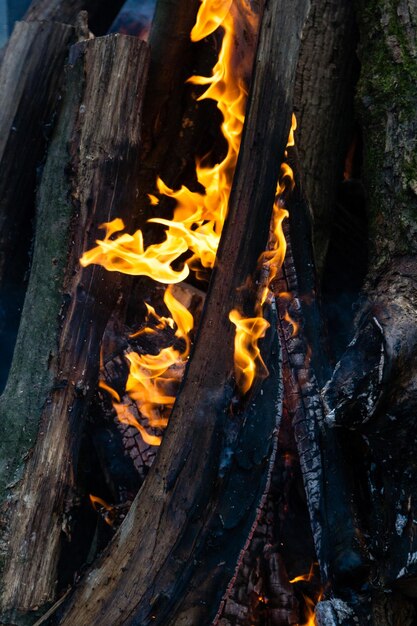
[51,1,311,624]
[294,0,358,272]
[0,20,74,392]
[24,0,125,34]
[322,1,417,623]
[0,34,149,623]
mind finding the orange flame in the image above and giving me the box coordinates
[290,563,321,626]
[100,286,193,445]
[81,0,249,283]
[83,0,257,439]
[230,116,296,394]
[89,495,115,527]
[228,310,270,394]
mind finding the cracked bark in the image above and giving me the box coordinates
[294,0,359,273]
[0,34,149,624]
[321,1,417,623]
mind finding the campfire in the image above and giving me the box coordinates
[1,0,416,625]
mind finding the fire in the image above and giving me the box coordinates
[100,286,192,446]
[89,495,115,526]
[290,563,321,626]
[82,0,255,442]
[228,310,270,394]
[84,1,297,436]
[80,0,249,281]
[230,117,296,394]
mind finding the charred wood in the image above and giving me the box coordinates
[49,1,311,624]
[0,34,149,623]
[321,1,417,622]
[294,0,359,273]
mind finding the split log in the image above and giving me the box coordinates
[0,20,74,392]
[0,34,149,623]
[24,0,125,35]
[51,1,311,625]
[294,0,358,272]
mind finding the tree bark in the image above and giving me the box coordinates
[46,2,311,625]
[0,20,74,392]
[321,1,417,622]
[24,0,125,35]
[0,34,149,624]
[294,0,359,273]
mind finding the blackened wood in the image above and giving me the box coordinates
[0,20,74,392]
[321,1,417,621]
[0,34,149,622]
[24,0,125,35]
[294,0,358,272]
[53,2,311,625]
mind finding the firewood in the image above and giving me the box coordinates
[0,20,74,392]
[294,0,358,272]
[0,34,149,622]
[24,0,125,35]
[51,1,311,625]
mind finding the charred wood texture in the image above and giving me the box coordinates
[50,1,311,624]
[294,0,358,272]
[0,34,149,623]
[24,0,125,35]
[0,20,74,392]
[321,1,417,623]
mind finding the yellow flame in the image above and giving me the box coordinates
[100,286,193,445]
[228,310,270,394]
[114,402,162,447]
[81,0,248,283]
[230,115,297,394]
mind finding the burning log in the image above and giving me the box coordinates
[42,1,311,624]
[0,20,74,391]
[24,0,125,35]
[0,34,149,622]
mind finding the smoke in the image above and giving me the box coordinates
[110,0,156,40]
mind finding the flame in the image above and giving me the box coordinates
[86,2,296,428]
[82,0,256,441]
[301,595,318,626]
[228,310,270,394]
[230,116,296,394]
[81,0,248,283]
[289,563,315,584]
[100,286,192,445]
[89,495,115,526]
[290,563,321,626]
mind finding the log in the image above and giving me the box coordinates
[294,0,358,273]
[0,34,149,623]
[0,20,74,392]
[24,0,125,35]
[322,0,417,621]
[51,1,311,624]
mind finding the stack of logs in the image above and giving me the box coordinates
[3,0,416,625]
